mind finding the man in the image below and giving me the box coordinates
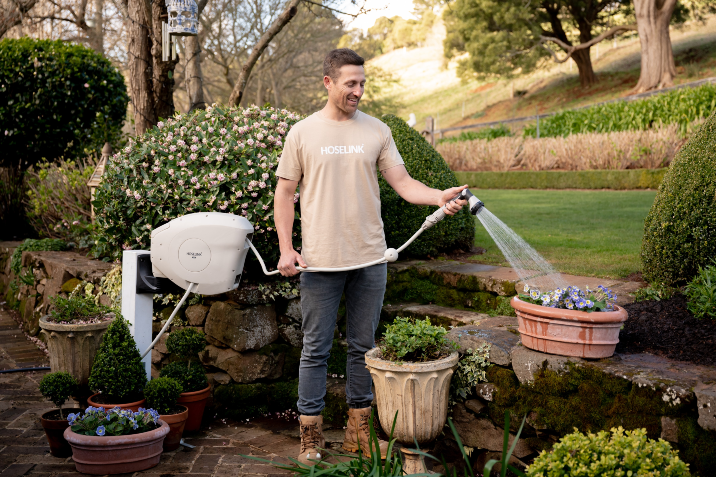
[274,48,467,465]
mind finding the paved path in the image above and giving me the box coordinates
[0,306,327,477]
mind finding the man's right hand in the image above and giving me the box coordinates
[278,249,307,277]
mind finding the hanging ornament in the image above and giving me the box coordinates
[166,0,198,36]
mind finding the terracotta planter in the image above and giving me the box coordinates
[39,315,112,387]
[177,386,210,432]
[365,348,458,445]
[87,393,146,412]
[40,408,82,457]
[511,296,628,359]
[160,405,189,451]
[64,420,169,474]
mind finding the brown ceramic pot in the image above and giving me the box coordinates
[160,405,189,451]
[177,385,210,432]
[40,408,82,457]
[511,296,628,358]
[87,393,146,412]
[64,420,169,475]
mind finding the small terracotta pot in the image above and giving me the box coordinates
[64,420,169,475]
[87,393,146,412]
[177,385,211,432]
[511,296,628,358]
[160,405,189,451]
[40,408,82,457]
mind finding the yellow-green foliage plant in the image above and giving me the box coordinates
[526,427,690,477]
[642,111,716,286]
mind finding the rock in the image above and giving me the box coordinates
[475,383,495,402]
[399,304,489,327]
[204,301,278,352]
[695,385,716,431]
[151,364,160,380]
[207,372,231,385]
[151,349,163,364]
[464,399,486,415]
[61,278,82,293]
[448,325,520,366]
[200,344,283,383]
[154,333,169,355]
[185,304,210,326]
[279,324,304,348]
[226,286,266,305]
[451,404,532,458]
[36,284,44,295]
[510,346,583,384]
[98,294,111,307]
[284,298,302,322]
[661,416,679,442]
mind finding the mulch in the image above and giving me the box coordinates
[617,294,716,366]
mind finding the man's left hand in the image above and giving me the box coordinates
[438,184,469,215]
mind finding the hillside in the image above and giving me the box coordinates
[368,15,716,136]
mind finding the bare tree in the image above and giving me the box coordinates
[185,0,208,111]
[0,0,38,37]
[633,0,677,93]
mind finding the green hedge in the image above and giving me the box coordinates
[379,114,474,256]
[642,110,716,285]
[524,83,716,137]
[455,169,666,190]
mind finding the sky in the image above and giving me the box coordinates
[336,0,417,33]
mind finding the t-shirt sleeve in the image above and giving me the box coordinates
[377,129,404,172]
[276,129,303,181]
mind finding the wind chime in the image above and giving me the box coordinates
[162,0,199,61]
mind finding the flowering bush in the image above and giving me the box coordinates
[68,406,160,436]
[520,284,617,312]
[92,105,302,272]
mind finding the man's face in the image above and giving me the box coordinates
[324,64,365,115]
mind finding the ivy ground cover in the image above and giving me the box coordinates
[471,189,657,278]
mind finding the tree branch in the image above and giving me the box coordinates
[541,24,637,63]
[0,0,38,37]
[227,0,301,106]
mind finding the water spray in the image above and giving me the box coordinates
[132,188,485,362]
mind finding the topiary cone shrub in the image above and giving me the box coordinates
[379,114,474,257]
[642,110,716,285]
[88,317,147,402]
[92,105,301,273]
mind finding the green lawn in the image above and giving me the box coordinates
[470,190,657,279]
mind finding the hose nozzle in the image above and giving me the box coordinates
[459,189,485,216]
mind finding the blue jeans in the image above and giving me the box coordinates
[297,263,387,415]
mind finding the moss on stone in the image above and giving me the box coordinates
[677,415,716,475]
[214,379,299,420]
[60,278,82,293]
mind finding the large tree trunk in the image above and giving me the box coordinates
[572,48,596,87]
[269,70,282,109]
[185,35,206,111]
[184,0,208,112]
[633,0,677,93]
[127,0,178,135]
[86,0,105,54]
[128,0,154,135]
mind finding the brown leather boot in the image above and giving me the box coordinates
[297,415,325,466]
[342,407,390,459]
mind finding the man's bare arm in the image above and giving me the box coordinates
[274,177,307,276]
[381,165,468,215]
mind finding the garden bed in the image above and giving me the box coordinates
[617,294,716,366]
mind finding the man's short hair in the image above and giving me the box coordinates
[323,48,365,81]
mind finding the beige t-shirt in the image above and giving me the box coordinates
[276,110,404,268]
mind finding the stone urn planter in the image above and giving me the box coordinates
[64,420,169,474]
[39,315,112,388]
[177,385,211,432]
[511,296,628,358]
[87,393,146,412]
[40,408,83,457]
[365,348,459,445]
[160,405,189,451]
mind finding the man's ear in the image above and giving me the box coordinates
[323,75,332,90]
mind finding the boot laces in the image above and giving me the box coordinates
[301,423,320,452]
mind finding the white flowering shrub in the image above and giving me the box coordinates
[92,105,302,272]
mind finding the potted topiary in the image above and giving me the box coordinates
[159,328,209,432]
[144,377,188,451]
[64,406,168,474]
[39,294,114,396]
[365,317,458,471]
[87,317,148,411]
[512,285,627,358]
[38,371,82,457]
